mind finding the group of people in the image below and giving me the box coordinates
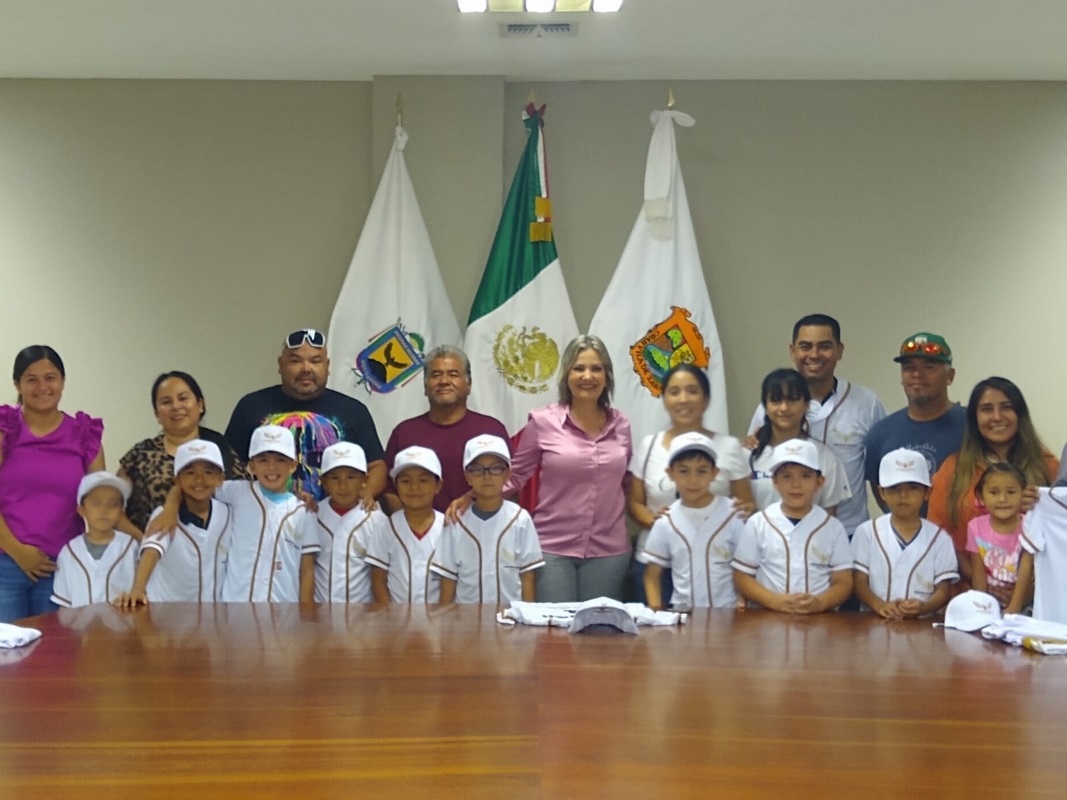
[2,315,1066,625]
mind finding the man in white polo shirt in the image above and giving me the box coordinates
[748,314,886,537]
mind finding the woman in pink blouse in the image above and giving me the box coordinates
[506,335,633,602]
[0,346,105,622]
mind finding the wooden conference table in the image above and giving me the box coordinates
[1,603,1064,799]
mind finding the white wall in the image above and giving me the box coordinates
[2,78,1067,464]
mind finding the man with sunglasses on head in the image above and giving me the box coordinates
[864,332,965,511]
[224,328,386,503]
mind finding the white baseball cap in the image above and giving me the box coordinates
[568,597,639,635]
[463,434,511,469]
[390,446,442,480]
[667,432,718,465]
[173,440,225,476]
[879,447,932,488]
[940,590,1002,632]
[769,438,821,474]
[77,471,131,505]
[249,424,296,460]
[321,442,368,475]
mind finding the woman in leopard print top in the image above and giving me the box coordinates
[118,371,247,534]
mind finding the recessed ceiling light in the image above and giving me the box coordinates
[460,0,623,12]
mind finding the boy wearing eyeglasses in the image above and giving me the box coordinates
[431,435,544,604]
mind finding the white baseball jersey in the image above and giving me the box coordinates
[851,515,958,609]
[51,532,138,608]
[430,501,545,604]
[748,378,886,535]
[732,503,852,596]
[1021,487,1067,625]
[142,501,232,602]
[302,503,384,604]
[364,510,444,603]
[216,481,313,603]
[747,439,851,512]
[639,496,743,609]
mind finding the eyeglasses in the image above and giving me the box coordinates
[284,329,326,349]
[466,464,508,477]
[898,340,949,358]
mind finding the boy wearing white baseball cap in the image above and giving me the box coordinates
[116,440,233,607]
[732,439,853,613]
[51,472,138,608]
[149,425,316,602]
[299,442,385,603]
[851,448,958,619]
[638,432,745,611]
[365,446,446,603]
[431,435,544,604]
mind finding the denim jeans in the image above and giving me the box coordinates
[0,552,58,623]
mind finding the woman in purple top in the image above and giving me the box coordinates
[0,346,105,622]
[506,335,633,602]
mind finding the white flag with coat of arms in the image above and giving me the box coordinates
[588,107,728,447]
[327,125,461,439]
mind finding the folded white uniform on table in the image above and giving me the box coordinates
[981,614,1067,654]
[0,622,42,649]
[496,597,685,631]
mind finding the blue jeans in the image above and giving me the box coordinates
[0,552,58,623]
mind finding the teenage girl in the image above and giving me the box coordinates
[747,368,850,513]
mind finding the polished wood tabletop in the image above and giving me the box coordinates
[1,603,1064,798]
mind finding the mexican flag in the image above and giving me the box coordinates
[465,103,578,435]
[327,125,461,439]
[589,107,728,447]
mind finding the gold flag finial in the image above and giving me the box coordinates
[667,88,676,109]
[396,92,404,126]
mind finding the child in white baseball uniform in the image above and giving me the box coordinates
[732,439,853,613]
[116,440,232,607]
[967,463,1031,613]
[431,435,544,604]
[639,432,744,610]
[365,446,444,603]
[851,448,957,619]
[152,425,315,602]
[301,441,383,603]
[51,472,138,608]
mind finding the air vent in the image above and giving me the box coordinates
[500,22,577,38]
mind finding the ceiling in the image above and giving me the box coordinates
[2,0,1067,82]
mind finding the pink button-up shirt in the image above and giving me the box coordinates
[506,402,632,559]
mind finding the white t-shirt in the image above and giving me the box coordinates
[639,496,743,608]
[364,510,444,603]
[851,515,958,610]
[216,481,314,603]
[301,503,384,604]
[629,430,749,550]
[747,438,851,512]
[748,378,886,535]
[51,532,138,608]
[1022,487,1067,625]
[732,503,852,597]
[142,500,232,602]
[430,501,545,604]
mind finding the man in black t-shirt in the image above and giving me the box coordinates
[224,328,386,501]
